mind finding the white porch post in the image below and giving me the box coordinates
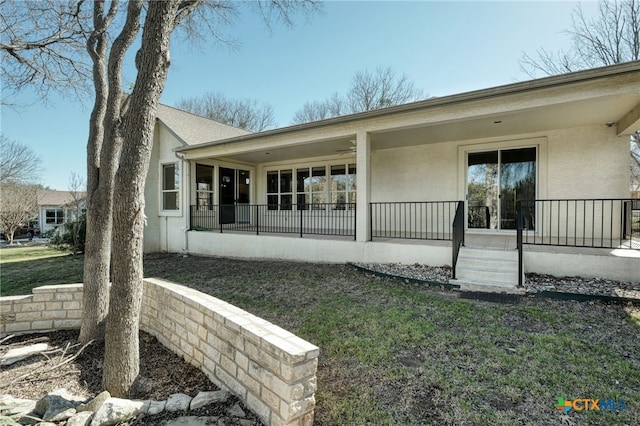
[355,131,371,242]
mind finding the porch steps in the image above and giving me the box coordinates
[451,247,522,293]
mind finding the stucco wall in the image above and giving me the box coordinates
[545,126,629,199]
[369,124,629,203]
[187,231,451,266]
[144,124,189,254]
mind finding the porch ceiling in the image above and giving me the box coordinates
[369,95,640,150]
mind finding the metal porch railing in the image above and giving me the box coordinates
[190,203,356,239]
[516,198,639,286]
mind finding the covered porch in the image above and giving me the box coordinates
[148,62,640,284]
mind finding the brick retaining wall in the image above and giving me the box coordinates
[0,279,319,426]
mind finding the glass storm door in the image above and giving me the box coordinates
[467,148,536,230]
[219,167,251,224]
[219,167,236,224]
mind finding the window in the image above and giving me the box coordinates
[196,164,214,210]
[45,209,64,224]
[296,166,327,210]
[162,163,180,210]
[267,170,292,210]
[331,164,356,209]
[267,163,356,210]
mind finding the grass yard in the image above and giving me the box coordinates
[0,245,83,296]
[1,247,639,425]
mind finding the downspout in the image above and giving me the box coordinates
[175,151,189,254]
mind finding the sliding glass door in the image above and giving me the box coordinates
[467,147,536,230]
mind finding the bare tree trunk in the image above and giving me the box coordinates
[102,0,182,397]
[80,0,141,344]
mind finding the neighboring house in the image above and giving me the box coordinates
[37,189,86,234]
[144,62,640,288]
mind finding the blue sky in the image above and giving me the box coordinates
[1,0,596,190]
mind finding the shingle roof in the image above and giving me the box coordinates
[38,189,85,207]
[156,104,251,146]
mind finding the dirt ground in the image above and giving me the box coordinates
[0,330,261,425]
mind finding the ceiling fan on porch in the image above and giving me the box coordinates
[336,139,356,155]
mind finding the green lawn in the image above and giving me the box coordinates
[1,248,638,425]
[0,245,83,296]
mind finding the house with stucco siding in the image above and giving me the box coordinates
[143,62,640,289]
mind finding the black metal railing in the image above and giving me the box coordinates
[516,198,640,287]
[516,198,639,249]
[190,203,356,238]
[370,201,460,240]
[451,201,465,279]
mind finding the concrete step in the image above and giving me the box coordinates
[456,267,519,285]
[454,246,521,288]
[450,279,526,294]
[458,246,518,261]
[456,256,517,271]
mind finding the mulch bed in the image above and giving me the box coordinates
[0,329,261,425]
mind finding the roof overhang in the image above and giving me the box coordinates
[175,61,640,164]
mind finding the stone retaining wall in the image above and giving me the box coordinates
[0,279,319,426]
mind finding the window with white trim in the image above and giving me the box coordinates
[196,164,214,210]
[162,163,180,210]
[267,163,356,210]
[46,208,65,224]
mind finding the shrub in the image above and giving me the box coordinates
[49,213,86,254]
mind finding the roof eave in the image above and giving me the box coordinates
[175,61,640,153]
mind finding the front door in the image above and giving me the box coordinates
[219,167,251,224]
[467,147,536,230]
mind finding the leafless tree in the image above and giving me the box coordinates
[520,0,640,77]
[0,134,41,184]
[292,92,346,124]
[74,0,319,397]
[0,0,91,106]
[176,92,276,132]
[347,66,423,113]
[292,66,424,124]
[0,182,38,244]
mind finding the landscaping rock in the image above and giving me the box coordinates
[76,391,110,413]
[190,391,229,410]
[163,416,220,425]
[48,407,76,422]
[165,393,192,412]
[90,397,146,426]
[226,403,245,418]
[147,399,167,415]
[34,389,86,421]
[0,343,49,366]
[66,411,94,426]
[0,395,37,417]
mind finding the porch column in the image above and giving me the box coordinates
[355,131,371,242]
